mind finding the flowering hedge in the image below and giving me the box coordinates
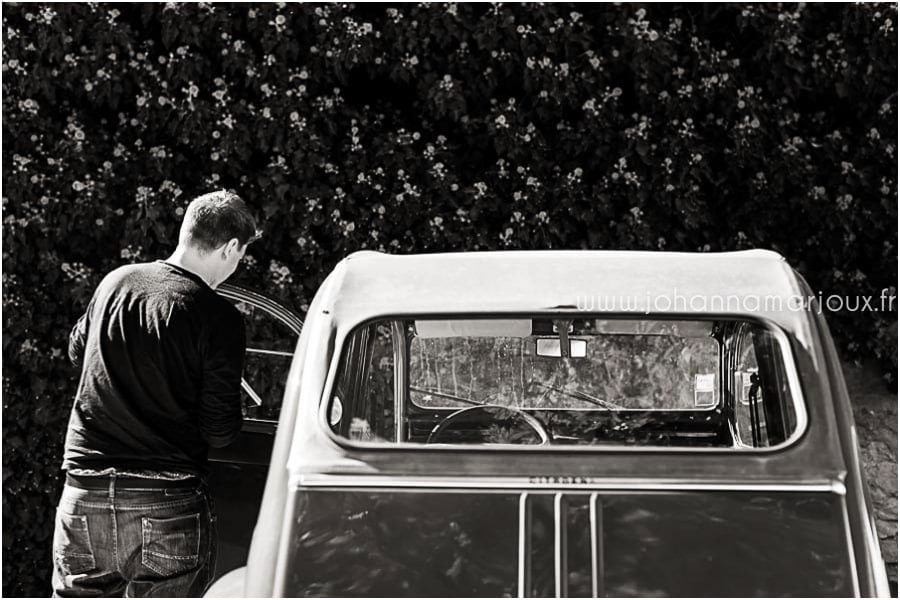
[2,3,897,596]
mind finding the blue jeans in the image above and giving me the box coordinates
[51,479,217,597]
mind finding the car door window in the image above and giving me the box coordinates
[217,285,303,423]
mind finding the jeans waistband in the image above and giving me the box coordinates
[66,473,202,491]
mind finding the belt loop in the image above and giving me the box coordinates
[109,473,116,501]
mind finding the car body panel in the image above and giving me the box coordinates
[278,489,854,597]
[205,566,246,598]
[204,251,888,598]
[811,307,891,597]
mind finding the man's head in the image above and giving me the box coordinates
[176,190,259,288]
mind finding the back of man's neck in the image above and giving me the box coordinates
[165,248,217,289]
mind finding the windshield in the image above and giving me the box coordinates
[410,320,718,411]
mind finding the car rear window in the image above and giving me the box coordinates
[325,316,803,449]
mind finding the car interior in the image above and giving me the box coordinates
[327,316,801,449]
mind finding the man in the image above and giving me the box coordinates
[52,190,258,597]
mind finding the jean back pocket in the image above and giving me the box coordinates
[141,513,201,577]
[54,513,96,576]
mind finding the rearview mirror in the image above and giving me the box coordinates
[535,338,587,358]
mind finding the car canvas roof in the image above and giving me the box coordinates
[319,249,812,346]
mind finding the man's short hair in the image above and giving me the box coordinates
[179,190,260,252]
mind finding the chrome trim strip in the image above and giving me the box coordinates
[293,474,846,494]
[553,493,567,598]
[517,493,530,599]
[246,347,294,358]
[241,378,264,406]
[841,498,862,597]
[590,493,602,599]
[217,283,304,334]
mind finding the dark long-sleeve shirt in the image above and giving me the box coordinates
[63,260,245,478]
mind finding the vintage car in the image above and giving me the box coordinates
[206,250,890,597]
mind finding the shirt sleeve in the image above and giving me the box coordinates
[198,306,246,448]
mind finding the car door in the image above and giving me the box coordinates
[207,283,303,579]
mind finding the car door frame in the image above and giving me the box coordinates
[209,283,303,458]
[216,282,304,430]
[206,282,304,581]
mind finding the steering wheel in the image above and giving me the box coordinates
[426,404,551,445]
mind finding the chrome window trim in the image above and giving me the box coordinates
[320,313,809,454]
[217,283,304,335]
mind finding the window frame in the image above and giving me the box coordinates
[319,313,809,454]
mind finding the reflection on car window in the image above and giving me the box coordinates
[326,316,802,449]
[231,300,297,421]
[410,333,718,411]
